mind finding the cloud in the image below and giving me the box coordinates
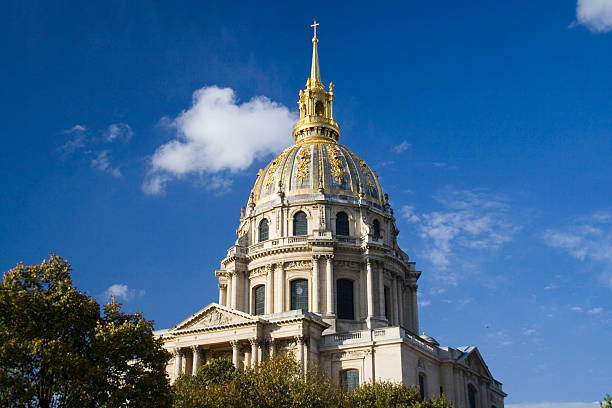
[105,123,133,143]
[144,86,297,195]
[523,328,537,336]
[576,0,612,33]
[543,211,612,288]
[104,283,145,301]
[507,402,598,408]
[400,189,520,283]
[91,150,121,177]
[587,307,603,314]
[59,124,87,154]
[432,162,447,167]
[393,141,412,153]
[418,299,431,307]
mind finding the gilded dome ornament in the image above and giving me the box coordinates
[328,147,345,183]
[295,147,311,184]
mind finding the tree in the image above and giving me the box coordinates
[601,394,612,408]
[0,255,171,407]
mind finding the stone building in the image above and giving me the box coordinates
[155,24,506,408]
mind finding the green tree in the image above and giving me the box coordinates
[601,394,612,408]
[0,255,171,408]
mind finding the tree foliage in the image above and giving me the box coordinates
[601,394,612,408]
[0,255,171,408]
[171,355,454,408]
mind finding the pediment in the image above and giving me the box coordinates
[457,346,493,379]
[171,303,256,331]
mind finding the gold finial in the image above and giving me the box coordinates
[110,294,116,304]
[311,20,319,40]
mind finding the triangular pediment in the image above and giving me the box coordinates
[171,303,257,331]
[457,346,493,379]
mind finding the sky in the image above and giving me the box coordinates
[1,0,612,406]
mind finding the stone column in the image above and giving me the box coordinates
[392,277,399,326]
[219,284,226,306]
[243,271,250,313]
[397,281,404,327]
[250,338,258,369]
[231,340,240,368]
[309,336,319,368]
[173,348,183,380]
[295,336,304,374]
[378,263,386,319]
[244,350,251,370]
[191,346,201,375]
[230,272,238,309]
[325,255,335,316]
[312,255,320,314]
[269,339,276,358]
[366,259,374,320]
[276,262,285,313]
[410,284,419,333]
[266,265,273,314]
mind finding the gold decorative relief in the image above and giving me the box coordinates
[328,147,345,182]
[295,147,310,184]
[263,148,290,187]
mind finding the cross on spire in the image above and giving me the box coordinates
[311,20,319,39]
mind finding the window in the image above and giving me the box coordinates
[253,285,265,316]
[335,212,349,236]
[337,279,354,320]
[293,211,307,236]
[418,373,426,400]
[290,279,308,311]
[372,219,381,238]
[259,219,269,242]
[340,369,359,392]
[468,385,477,408]
[384,286,391,321]
[315,100,325,116]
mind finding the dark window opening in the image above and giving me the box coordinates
[468,385,477,408]
[293,211,307,236]
[254,285,265,316]
[315,101,325,116]
[419,373,426,400]
[340,369,359,392]
[259,219,269,242]
[335,211,349,236]
[337,279,354,320]
[290,279,308,311]
[384,286,391,321]
[372,219,381,238]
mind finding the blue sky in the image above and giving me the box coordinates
[2,1,612,406]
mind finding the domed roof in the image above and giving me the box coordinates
[251,142,384,207]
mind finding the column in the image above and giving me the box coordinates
[397,281,404,327]
[219,284,227,306]
[250,338,258,369]
[325,255,335,316]
[226,275,232,307]
[309,336,319,368]
[230,272,238,309]
[173,348,183,380]
[266,265,273,314]
[269,339,276,358]
[231,340,240,368]
[312,255,320,314]
[295,336,304,374]
[392,277,399,326]
[278,263,286,312]
[378,263,386,319]
[243,271,250,313]
[244,350,251,370]
[410,284,419,333]
[366,259,374,319]
[191,346,201,376]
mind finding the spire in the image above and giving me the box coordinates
[310,20,321,85]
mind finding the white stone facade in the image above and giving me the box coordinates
[155,28,506,408]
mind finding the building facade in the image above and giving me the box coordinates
[155,25,506,408]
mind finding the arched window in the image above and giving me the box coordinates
[337,279,354,320]
[340,369,359,392]
[315,100,325,116]
[384,286,391,321]
[468,384,477,408]
[293,211,307,236]
[253,285,265,316]
[335,212,349,236]
[259,219,269,242]
[418,373,426,400]
[372,219,381,238]
[290,279,308,311]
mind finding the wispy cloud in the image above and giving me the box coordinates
[543,211,612,288]
[105,123,133,143]
[91,150,121,177]
[59,124,87,155]
[393,141,412,153]
[507,402,598,408]
[432,162,447,167]
[104,283,145,301]
[401,189,520,284]
[143,86,296,195]
[575,0,612,33]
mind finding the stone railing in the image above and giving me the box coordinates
[247,236,309,254]
[337,236,358,245]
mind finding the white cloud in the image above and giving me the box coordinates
[400,189,520,283]
[569,305,583,312]
[59,124,87,154]
[507,402,598,408]
[418,299,431,307]
[393,141,412,153]
[91,150,121,177]
[576,0,612,33]
[523,328,537,336]
[543,211,612,288]
[105,123,133,143]
[144,86,297,195]
[587,307,603,314]
[104,283,145,301]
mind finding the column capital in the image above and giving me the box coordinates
[219,283,227,289]
[276,262,284,270]
[312,254,321,260]
[294,335,304,344]
[191,345,200,353]
[249,337,259,346]
[265,264,273,273]
[324,254,334,260]
[173,347,184,356]
[230,339,240,348]
[408,283,418,291]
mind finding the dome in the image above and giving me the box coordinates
[251,142,385,209]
